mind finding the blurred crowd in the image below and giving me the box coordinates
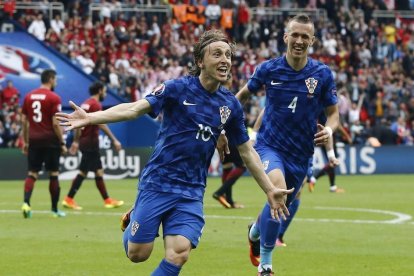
[1,0,414,148]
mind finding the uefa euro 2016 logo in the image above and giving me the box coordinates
[305,77,318,98]
[0,45,55,79]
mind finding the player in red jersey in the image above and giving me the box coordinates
[62,81,124,210]
[21,69,67,218]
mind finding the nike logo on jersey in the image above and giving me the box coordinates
[271,81,283,85]
[183,100,197,106]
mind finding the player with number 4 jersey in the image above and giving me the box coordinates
[237,14,340,275]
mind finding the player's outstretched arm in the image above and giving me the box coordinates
[56,99,152,131]
[237,141,294,221]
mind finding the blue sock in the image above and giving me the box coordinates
[260,246,273,266]
[279,198,301,237]
[259,203,280,265]
[152,259,182,276]
[123,224,131,256]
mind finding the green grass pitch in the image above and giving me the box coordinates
[1,175,413,275]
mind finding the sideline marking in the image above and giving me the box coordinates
[1,206,412,225]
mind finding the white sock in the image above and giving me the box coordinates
[258,264,273,272]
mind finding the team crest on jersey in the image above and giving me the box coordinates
[151,83,165,97]
[131,221,140,236]
[305,77,318,98]
[219,106,231,124]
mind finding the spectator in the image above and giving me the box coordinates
[0,120,11,148]
[50,13,65,35]
[348,93,365,124]
[391,116,411,144]
[28,13,46,41]
[205,0,222,26]
[108,64,121,93]
[0,80,20,107]
[350,120,365,144]
[76,51,96,74]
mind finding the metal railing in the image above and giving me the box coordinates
[373,9,414,19]
[249,7,328,22]
[0,1,64,20]
[88,3,171,22]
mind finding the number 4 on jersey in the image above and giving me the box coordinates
[288,96,298,113]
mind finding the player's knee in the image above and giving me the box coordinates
[165,247,190,266]
[28,172,38,179]
[127,249,150,263]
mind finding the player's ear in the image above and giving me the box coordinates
[309,35,316,46]
[283,33,288,44]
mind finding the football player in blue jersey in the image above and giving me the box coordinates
[56,30,294,276]
[251,109,340,248]
[236,14,340,275]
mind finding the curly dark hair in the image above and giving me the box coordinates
[189,29,236,76]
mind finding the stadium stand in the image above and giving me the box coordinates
[1,0,414,149]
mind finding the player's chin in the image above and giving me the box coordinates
[217,73,228,82]
[291,50,304,57]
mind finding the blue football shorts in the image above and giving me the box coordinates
[255,144,308,205]
[127,189,205,248]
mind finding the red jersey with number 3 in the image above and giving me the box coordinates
[22,88,62,147]
[79,97,101,151]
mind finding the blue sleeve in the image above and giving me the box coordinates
[144,81,174,118]
[225,99,250,146]
[247,62,267,95]
[321,68,338,108]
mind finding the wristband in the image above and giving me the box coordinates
[327,149,335,159]
[220,129,226,135]
[249,131,257,141]
[325,126,333,137]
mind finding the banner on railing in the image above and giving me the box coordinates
[0,148,152,180]
[0,146,413,180]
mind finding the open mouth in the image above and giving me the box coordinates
[218,67,228,77]
[292,45,305,54]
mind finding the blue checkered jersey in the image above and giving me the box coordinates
[248,56,337,162]
[140,76,249,200]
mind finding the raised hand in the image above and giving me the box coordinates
[56,101,90,132]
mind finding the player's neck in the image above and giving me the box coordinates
[285,55,307,71]
[40,84,53,90]
[198,75,220,93]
